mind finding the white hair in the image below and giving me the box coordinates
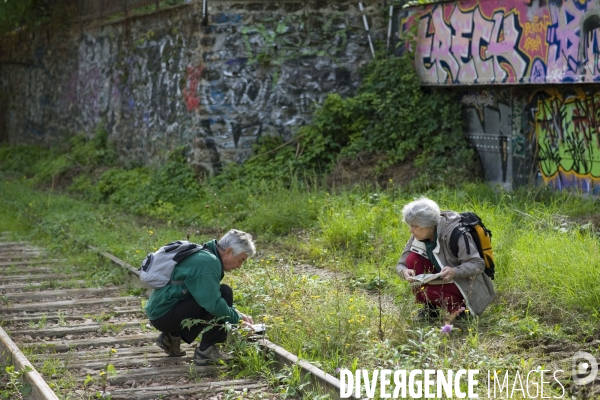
[401,197,441,227]
[218,229,256,257]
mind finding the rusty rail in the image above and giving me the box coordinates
[0,324,60,400]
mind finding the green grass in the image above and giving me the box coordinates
[1,168,599,398]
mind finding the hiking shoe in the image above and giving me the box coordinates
[156,332,186,357]
[193,345,233,365]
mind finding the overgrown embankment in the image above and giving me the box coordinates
[2,170,600,397]
[2,55,600,397]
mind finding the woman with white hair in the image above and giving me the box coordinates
[396,197,495,319]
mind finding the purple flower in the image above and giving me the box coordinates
[441,324,453,335]
[335,367,341,375]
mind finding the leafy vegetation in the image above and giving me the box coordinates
[0,0,76,38]
[1,165,599,397]
[216,54,479,188]
[1,50,598,397]
[0,365,33,399]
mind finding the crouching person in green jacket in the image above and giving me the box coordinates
[145,229,256,365]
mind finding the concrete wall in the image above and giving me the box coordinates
[393,0,600,193]
[398,0,600,85]
[0,0,387,175]
[459,87,600,194]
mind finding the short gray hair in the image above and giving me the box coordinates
[402,197,441,227]
[218,229,256,257]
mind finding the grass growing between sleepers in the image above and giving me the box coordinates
[1,173,599,398]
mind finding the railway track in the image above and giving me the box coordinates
[0,234,287,400]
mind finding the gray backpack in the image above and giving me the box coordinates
[139,240,211,290]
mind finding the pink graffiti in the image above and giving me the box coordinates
[430,7,459,83]
[183,64,203,112]
[450,7,477,82]
[546,0,584,82]
[404,0,600,84]
[416,5,528,84]
[489,12,528,81]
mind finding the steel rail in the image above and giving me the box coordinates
[0,326,60,400]
[90,244,358,399]
[0,236,356,399]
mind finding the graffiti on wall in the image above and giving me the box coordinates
[401,0,600,84]
[511,93,537,186]
[529,88,600,193]
[3,2,376,173]
[461,90,513,184]
[183,65,203,112]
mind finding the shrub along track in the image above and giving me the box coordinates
[0,233,275,400]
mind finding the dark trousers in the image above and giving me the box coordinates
[150,284,233,346]
[406,252,465,313]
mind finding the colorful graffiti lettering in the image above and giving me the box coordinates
[533,89,600,192]
[402,0,600,84]
[416,6,528,83]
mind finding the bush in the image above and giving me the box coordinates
[216,53,480,188]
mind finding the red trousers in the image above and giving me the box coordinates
[406,252,465,313]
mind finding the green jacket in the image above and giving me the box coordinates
[145,239,240,324]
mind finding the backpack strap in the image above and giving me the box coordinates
[449,226,471,257]
[169,244,216,293]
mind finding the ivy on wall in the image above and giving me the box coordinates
[214,53,480,189]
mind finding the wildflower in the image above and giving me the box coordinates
[111,348,117,354]
[441,324,453,335]
[153,247,157,251]
[335,367,341,374]
[148,230,154,235]
[326,336,330,341]
[136,250,140,253]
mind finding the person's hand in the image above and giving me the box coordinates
[241,320,254,330]
[403,269,416,281]
[440,266,455,281]
[239,313,254,325]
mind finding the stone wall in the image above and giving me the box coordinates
[0,0,388,175]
